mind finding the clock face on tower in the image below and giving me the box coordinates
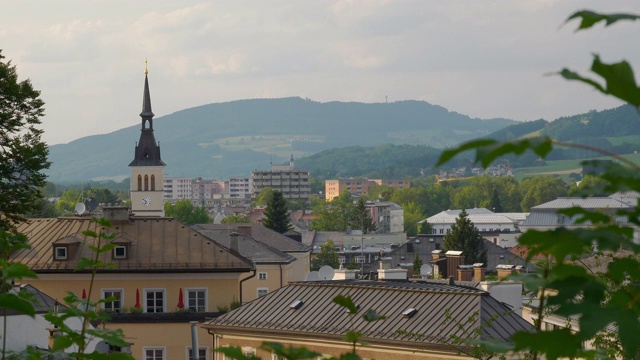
[141,196,152,207]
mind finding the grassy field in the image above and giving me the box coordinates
[514,153,640,181]
[198,134,325,158]
[606,135,640,146]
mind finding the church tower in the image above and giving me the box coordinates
[129,64,166,217]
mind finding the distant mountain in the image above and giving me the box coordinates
[46,97,515,182]
[296,105,640,177]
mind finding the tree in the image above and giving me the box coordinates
[402,202,424,237]
[164,199,211,225]
[312,239,340,270]
[349,198,376,234]
[262,190,292,233]
[0,50,50,231]
[412,254,423,278]
[254,187,274,207]
[310,190,354,232]
[442,209,487,265]
[221,214,250,224]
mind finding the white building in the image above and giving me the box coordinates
[163,176,193,201]
[368,201,405,234]
[252,155,311,201]
[419,208,528,248]
[228,176,253,199]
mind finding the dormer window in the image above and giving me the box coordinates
[55,246,68,260]
[114,246,127,259]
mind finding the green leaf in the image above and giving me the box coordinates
[1,261,38,280]
[261,342,322,360]
[436,137,552,169]
[333,294,358,314]
[215,346,260,360]
[344,330,362,344]
[559,56,640,106]
[566,10,640,30]
[0,293,36,317]
[84,352,134,360]
[362,308,385,322]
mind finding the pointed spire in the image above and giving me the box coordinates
[140,60,154,118]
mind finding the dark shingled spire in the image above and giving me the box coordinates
[129,71,165,167]
[140,74,155,118]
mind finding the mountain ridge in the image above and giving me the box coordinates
[46,97,515,182]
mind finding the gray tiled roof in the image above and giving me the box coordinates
[194,224,310,253]
[193,228,295,264]
[204,280,532,346]
[531,197,631,210]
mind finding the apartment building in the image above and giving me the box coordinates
[325,178,410,201]
[228,176,253,199]
[252,156,311,201]
[163,177,193,201]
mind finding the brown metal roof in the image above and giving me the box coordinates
[204,280,532,347]
[12,217,253,273]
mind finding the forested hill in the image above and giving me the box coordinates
[295,144,448,179]
[297,105,640,178]
[46,97,514,182]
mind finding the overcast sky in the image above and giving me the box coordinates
[2,1,639,145]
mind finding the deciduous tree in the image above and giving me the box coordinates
[312,239,340,270]
[0,50,50,231]
[164,199,211,225]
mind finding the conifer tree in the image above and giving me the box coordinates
[262,190,292,233]
[442,209,487,265]
[349,197,377,234]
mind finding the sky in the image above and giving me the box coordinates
[2,1,640,146]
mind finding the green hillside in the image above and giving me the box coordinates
[46,97,514,182]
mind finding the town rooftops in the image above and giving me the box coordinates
[12,217,253,273]
[204,279,532,347]
[530,197,633,210]
[193,224,310,253]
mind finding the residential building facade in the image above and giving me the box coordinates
[203,275,532,359]
[252,156,311,201]
[163,176,193,201]
[228,176,253,199]
[325,178,410,201]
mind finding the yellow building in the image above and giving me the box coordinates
[204,274,532,359]
[193,224,310,303]
[325,178,410,201]
[12,208,253,360]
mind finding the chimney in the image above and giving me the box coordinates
[473,263,485,282]
[457,265,473,282]
[445,251,464,279]
[229,232,239,253]
[102,206,130,222]
[333,269,359,280]
[237,225,252,236]
[496,264,515,280]
[431,250,447,279]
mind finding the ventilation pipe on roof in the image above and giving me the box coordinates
[229,232,239,253]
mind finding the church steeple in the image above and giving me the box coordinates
[129,66,165,167]
[129,61,166,217]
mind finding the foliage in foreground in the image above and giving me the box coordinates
[0,50,50,232]
[436,10,640,359]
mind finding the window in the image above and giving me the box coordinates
[144,175,149,191]
[145,289,165,313]
[187,347,207,360]
[102,289,123,313]
[144,347,165,360]
[439,229,444,234]
[355,256,365,263]
[242,347,256,357]
[151,175,156,191]
[187,289,206,312]
[137,175,142,191]
[55,246,67,260]
[257,288,268,298]
[258,272,267,280]
[113,246,127,259]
